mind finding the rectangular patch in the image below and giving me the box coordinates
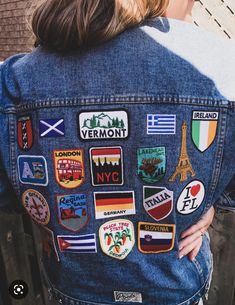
[114,291,142,303]
[38,226,60,262]
[57,234,97,253]
[147,114,176,135]
[39,118,65,137]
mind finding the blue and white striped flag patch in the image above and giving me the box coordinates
[147,114,176,135]
[57,234,97,253]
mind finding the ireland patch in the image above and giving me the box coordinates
[192,111,219,152]
[137,147,166,183]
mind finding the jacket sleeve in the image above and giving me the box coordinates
[214,175,235,213]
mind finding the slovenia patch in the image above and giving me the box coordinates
[147,114,176,135]
[17,116,33,151]
[57,234,97,253]
[39,118,65,137]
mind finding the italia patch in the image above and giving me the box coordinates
[38,225,60,262]
[17,155,48,186]
[90,146,123,186]
[56,193,89,232]
[57,234,97,253]
[99,219,135,260]
[137,147,166,183]
[192,111,219,152]
[17,116,33,151]
[22,189,50,225]
[147,114,176,135]
[94,191,135,219]
[78,110,129,140]
[53,149,85,189]
[143,187,173,221]
[114,291,142,303]
[39,118,65,137]
[177,180,205,215]
[138,222,175,254]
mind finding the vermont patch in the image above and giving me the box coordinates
[22,189,50,225]
[78,110,129,140]
[192,111,219,152]
[39,118,65,137]
[137,147,166,183]
[38,225,60,262]
[143,187,173,221]
[56,193,89,232]
[17,116,33,151]
[90,146,123,186]
[99,219,135,260]
[17,155,48,186]
[57,234,97,253]
[94,191,135,219]
[53,149,85,189]
[147,114,176,135]
[138,222,175,254]
[177,180,205,215]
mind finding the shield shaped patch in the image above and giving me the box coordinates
[192,111,219,152]
[17,116,33,151]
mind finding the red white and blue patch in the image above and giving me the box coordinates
[17,116,33,151]
[57,234,97,253]
[39,119,65,137]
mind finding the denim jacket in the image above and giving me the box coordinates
[0,17,235,305]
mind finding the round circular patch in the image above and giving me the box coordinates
[22,189,50,225]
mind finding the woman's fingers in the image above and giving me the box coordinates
[178,236,202,260]
[179,230,202,251]
[188,239,202,261]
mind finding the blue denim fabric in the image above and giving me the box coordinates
[0,17,235,305]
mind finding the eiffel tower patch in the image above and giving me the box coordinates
[17,116,33,151]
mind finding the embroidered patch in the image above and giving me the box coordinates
[114,291,142,303]
[147,114,176,135]
[56,193,89,232]
[99,219,135,260]
[90,146,124,186]
[17,155,48,186]
[57,234,97,253]
[94,191,135,219]
[137,147,166,183]
[169,121,196,182]
[37,225,60,262]
[22,189,50,225]
[39,118,65,137]
[53,149,85,189]
[192,111,219,152]
[177,180,205,215]
[78,110,129,140]
[17,116,33,151]
[143,187,173,221]
[138,222,175,254]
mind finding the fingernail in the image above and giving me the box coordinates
[191,257,195,262]
[178,254,184,259]
[179,245,183,251]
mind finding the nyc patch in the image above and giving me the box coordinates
[78,110,129,140]
[17,116,33,151]
[94,191,135,219]
[38,225,60,262]
[90,146,124,186]
[114,291,142,303]
[138,222,175,254]
[99,219,135,260]
[137,147,166,183]
[147,114,176,135]
[17,155,48,186]
[39,118,65,137]
[22,189,50,225]
[57,234,97,253]
[143,187,173,221]
[53,149,85,189]
[177,180,205,215]
[56,193,89,232]
[192,111,219,152]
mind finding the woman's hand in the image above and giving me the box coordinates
[178,206,215,261]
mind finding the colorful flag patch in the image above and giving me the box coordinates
[143,187,173,221]
[17,155,48,186]
[22,189,50,225]
[147,114,176,135]
[56,193,89,232]
[39,118,65,137]
[90,146,124,186]
[38,225,60,262]
[94,191,135,219]
[17,116,33,151]
[57,234,97,253]
[53,149,85,189]
[78,110,129,140]
[137,147,166,183]
[99,219,135,260]
[177,180,205,215]
[138,222,175,254]
[192,111,219,152]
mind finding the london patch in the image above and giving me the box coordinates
[90,146,123,186]
[56,193,89,232]
[177,180,205,215]
[39,118,65,137]
[94,191,135,219]
[138,222,175,254]
[143,187,173,221]
[17,116,33,151]
[53,149,85,189]
[17,155,48,186]
[137,147,166,183]
[192,111,219,152]
[99,219,135,260]
[57,234,97,253]
[78,110,129,140]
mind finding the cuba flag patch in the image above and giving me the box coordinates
[57,234,97,253]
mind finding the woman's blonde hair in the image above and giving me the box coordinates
[31,0,169,52]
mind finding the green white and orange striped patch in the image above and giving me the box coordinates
[192,111,219,152]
